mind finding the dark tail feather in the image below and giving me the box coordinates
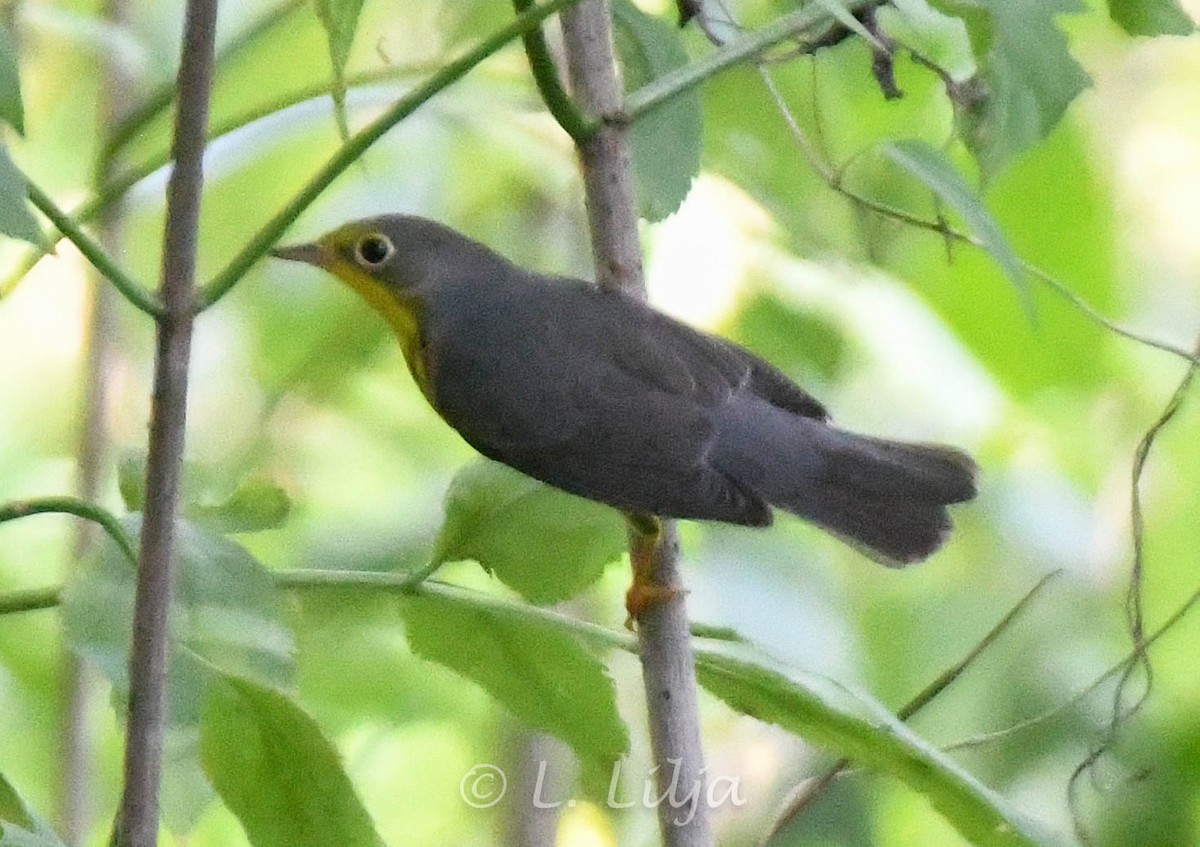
[771,426,978,566]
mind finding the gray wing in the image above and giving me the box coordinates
[428,280,788,524]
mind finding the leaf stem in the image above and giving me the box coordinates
[24,181,162,318]
[0,496,137,565]
[196,0,585,311]
[512,0,593,141]
[621,1,876,124]
[0,585,60,615]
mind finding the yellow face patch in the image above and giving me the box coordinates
[312,228,434,403]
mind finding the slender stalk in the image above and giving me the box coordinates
[197,0,584,310]
[559,4,713,845]
[0,586,61,615]
[512,0,593,141]
[0,497,137,565]
[762,570,1062,844]
[114,1,217,844]
[24,182,161,317]
[621,1,877,124]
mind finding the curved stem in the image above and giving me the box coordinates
[0,64,443,302]
[0,586,61,615]
[196,0,585,311]
[512,0,593,141]
[0,497,137,565]
[24,182,161,318]
[621,1,875,124]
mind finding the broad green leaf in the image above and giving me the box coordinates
[612,0,703,222]
[401,588,628,775]
[0,145,41,246]
[1107,0,1195,35]
[201,672,385,847]
[433,458,626,605]
[118,453,291,533]
[189,477,292,534]
[0,24,22,134]
[928,0,994,56]
[312,0,366,141]
[61,516,295,828]
[0,773,64,847]
[881,140,1030,314]
[694,640,1069,847]
[881,0,978,81]
[954,0,1091,181]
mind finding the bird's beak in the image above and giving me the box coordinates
[270,242,331,268]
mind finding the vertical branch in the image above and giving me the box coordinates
[113,2,218,845]
[59,1,131,841]
[558,4,714,846]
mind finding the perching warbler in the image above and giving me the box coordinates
[273,216,977,576]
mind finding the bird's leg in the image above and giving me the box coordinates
[624,513,682,629]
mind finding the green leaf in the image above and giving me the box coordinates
[1107,0,1195,35]
[612,0,703,222]
[433,458,626,605]
[728,293,846,380]
[61,516,295,829]
[928,0,994,56]
[401,588,628,775]
[118,453,291,533]
[881,0,978,81]
[0,23,23,134]
[0,145,42,247]
[881,139,1030,315]
[189,477,292,534]
[0,773,65,847]
[694,640,1070,847]
[201,672,385,847]
[312,0,366,141]
[954,0,1091,181]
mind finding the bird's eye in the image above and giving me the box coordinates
[354,233,394,268]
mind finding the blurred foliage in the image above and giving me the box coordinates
[0,0,1198,845]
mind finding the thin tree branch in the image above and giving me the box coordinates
[621,0,878,125]
[559,3,713,845]
[114,1,217,844]
[762,569,1062,844]
[756,68,1200,369]
[197,0,584,311]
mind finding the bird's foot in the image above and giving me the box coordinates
[624,581,684,630]
[623,513,684,629]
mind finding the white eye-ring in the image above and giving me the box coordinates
[354,233,395,268]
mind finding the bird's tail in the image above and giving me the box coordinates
[767,421,978,565]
